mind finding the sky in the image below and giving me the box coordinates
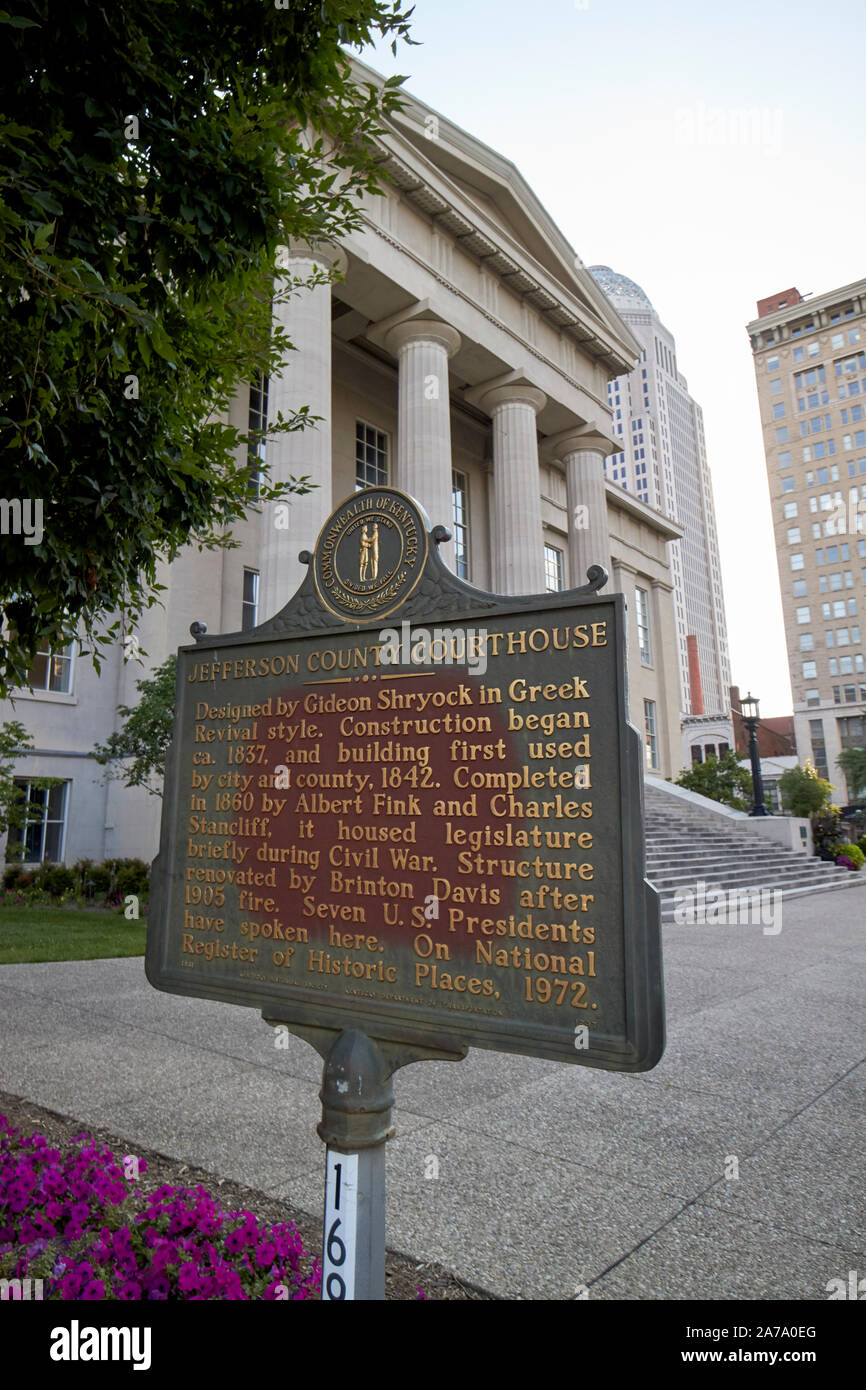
[360,0,866,714]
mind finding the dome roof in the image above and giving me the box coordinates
[588,265,654,313]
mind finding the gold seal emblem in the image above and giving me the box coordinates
[313,489,429,621]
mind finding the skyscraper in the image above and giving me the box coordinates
[589,268,731,729]
[746,279,866,801]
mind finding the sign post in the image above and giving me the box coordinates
[147,487,665,1299]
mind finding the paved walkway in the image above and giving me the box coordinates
[1,887,863,1299]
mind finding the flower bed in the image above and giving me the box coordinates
[0,1115,319,1300]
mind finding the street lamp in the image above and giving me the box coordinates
[740,692,770,817]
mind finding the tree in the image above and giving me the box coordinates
[0,1,415,696]
[93,656,177,796]
[837,747,866,801]
[674,751,753,811]
[777,761,834,818]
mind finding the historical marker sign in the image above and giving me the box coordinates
[147,488,664,1071]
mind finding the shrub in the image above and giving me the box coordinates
[115,861,150,898]
[41,865,77,898]
[83,866,113,898]
[833,843,864,870]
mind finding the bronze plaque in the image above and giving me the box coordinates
[147,489,664,1070]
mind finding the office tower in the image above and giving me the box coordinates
[746,279,866,801]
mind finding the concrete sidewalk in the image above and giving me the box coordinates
[1,887,863,1300]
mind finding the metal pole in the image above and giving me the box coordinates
[746,718,770,816]
[318,1029,394,1301]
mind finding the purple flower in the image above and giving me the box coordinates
[178,1263,201,1294]
[255,1241,276,1268]
[61,1271,83,1299]
[117,1281,142,1300]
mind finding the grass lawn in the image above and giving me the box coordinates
[0,907,146,964]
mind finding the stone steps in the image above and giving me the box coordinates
[641,781,866,922]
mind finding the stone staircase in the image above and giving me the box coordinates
[643,780,866,923]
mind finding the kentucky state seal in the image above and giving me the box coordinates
[312,489,429,622]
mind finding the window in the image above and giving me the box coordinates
[793,579,807,596]
[242,569,259,631]
[805,689,820,707]
[778,452,792,469]
[838,714,866,752]
[27,644,74,694]
[796,606,810,623]
[644,699,658,770]
[782,477,795,493]
[799,633,814,651]
[770,379,782,395]
[767,356,779,370]
[787,527,801,544]
[451,470,469,580]
[790,553,804,570]
[809,718,828,779]
[355,421,388,490]
[544,544,564,593]
[6,781,69,864]
[773,403,786,419]
[784,501,798,519]
[635,587,652,664]
[775,426,788,443]
[802,661,817,678]
[246,374,269,495]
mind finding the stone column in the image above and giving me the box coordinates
[259,241,346,620]
[383,320,461,570]
[549,429,612,586]
[474,383,547,594]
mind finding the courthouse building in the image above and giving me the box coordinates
[746,277,866,802]
[3,59,686,866]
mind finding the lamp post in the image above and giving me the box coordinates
[740,692,771,816]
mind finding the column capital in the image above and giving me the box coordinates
[383,318,461,359]
[465,372,546,417]
[367,299,461,358]
[276,238,348,277]
[543,423,620,462]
